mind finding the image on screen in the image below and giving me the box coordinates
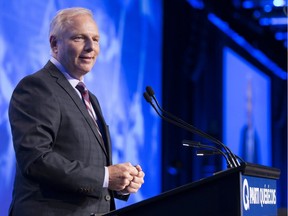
[223,47,271,167]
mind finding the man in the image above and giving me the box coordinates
[8,7,144,216]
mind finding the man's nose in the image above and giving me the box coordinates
[84,38,96,52]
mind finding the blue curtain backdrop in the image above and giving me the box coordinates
[0,0,162,215]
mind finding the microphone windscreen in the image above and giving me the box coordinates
[146,86,155,96]
[143,92,152,103]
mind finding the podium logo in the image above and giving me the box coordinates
[243,178,250,210]
[242,178,277,211]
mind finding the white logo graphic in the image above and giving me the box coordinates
[243,178,250,210]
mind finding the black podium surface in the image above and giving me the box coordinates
[104,163,280,216]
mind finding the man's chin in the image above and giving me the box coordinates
[79,66,94,74]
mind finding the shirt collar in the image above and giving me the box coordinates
[50,57,83,88]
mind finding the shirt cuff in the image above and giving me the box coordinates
[117,191,129,195]
[103,166,109,188]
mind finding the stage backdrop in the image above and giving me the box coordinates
[0,0,162,215]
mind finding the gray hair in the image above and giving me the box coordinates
[49,7,94,38]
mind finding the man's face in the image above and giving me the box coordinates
[52,14,100,80]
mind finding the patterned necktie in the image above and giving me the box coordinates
[76,82,103,139]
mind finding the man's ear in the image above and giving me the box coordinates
[50,36,58,54]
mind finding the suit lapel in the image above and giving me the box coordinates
[44,61,109,158]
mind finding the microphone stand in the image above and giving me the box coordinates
[144,86,242,168]
[182,139,232,168]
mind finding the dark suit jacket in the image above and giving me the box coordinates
[8,61,127,216]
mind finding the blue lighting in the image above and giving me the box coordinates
[273,0,286,7]
[275,32,286,40]
[167,167,178,175]
[259,18,270,26]
[187,0,205,9]
[260,17,288,26]
[263,4,273,12]
[208,13,287,80]
[242,1,255,9]
[253,10,261,19]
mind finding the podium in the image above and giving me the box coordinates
[104,163,280,216]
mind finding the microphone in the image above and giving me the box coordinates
[144,92,197,133]
[144,86,241,168]
[195,150,245,163]
[182,139,232,168]
[196,150,220,156]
